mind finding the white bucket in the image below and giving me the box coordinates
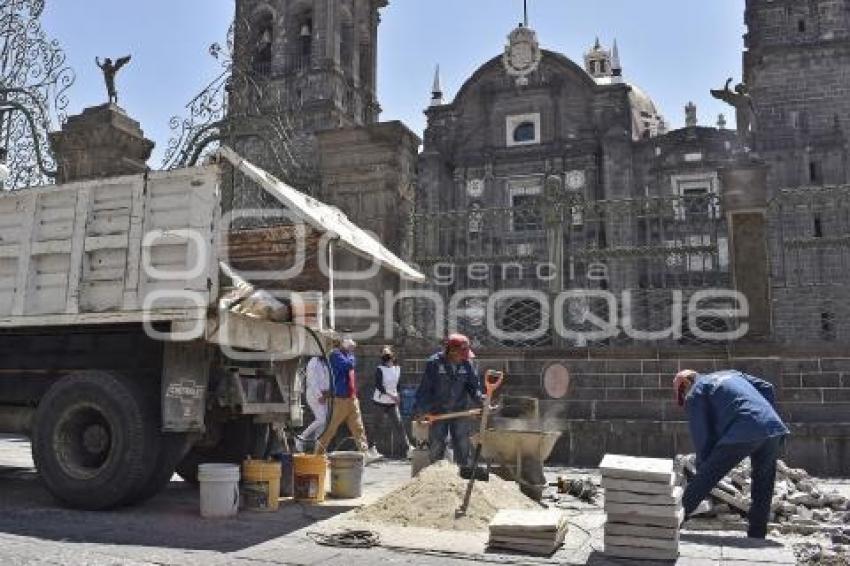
[328,451,365,499]
[198,463,240,518]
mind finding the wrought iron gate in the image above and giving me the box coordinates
[411,191,737,350]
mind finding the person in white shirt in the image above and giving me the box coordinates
[371,346,411,455]
[299,355,330,450]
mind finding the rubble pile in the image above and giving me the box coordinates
[677,455,850,532]
[794,542,850,566]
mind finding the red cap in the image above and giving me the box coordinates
[446,333,475,361]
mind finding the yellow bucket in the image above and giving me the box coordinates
[293,454,328,503]
[241,458,282,512]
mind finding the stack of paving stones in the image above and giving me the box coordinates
[487,509,569,556]
[678,454,850,533]
[601,454,683,562]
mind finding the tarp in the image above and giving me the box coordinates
[217,146,426,282]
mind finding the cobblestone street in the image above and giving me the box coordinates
[0,435,806,566]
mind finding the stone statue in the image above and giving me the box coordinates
[95,55,132,105]
[711,78,755,140]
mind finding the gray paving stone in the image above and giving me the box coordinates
[605,534,678,551]
[608,510,684,528]
[606,486,683,505]
[604,543,679,561]
[600,455,676,483]
[604,501,684,518]
[720,543,795,564]
[605,522,678,539]
[602,477,678,495]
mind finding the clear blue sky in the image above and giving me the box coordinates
[42,1,746,165]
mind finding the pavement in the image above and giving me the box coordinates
[0,434,801,565]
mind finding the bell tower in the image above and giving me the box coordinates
[233,0,386,132]
[743,0,850,188]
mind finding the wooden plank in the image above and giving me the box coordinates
[122,175,146,309]
[0,245,19,259]
[11,193,36,316]
[30,240,72,255]
[84,234,129,251]
[0,308,207,328]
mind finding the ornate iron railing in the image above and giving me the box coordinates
[409,192,736,350]
[0,0,75,189]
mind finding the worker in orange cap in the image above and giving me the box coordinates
[413,334,485,467]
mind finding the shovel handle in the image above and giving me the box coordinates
[484,370,504,398]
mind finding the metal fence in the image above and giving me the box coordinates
[410,192,738,350]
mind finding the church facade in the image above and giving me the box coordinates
[223,0,850,472]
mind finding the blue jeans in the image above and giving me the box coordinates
[429,419,472,467]
[683,435,783,538]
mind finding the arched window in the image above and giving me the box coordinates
[297,14,313,71]
[340,21,354,75]
[513,121,536,143]
[253,13,274,75]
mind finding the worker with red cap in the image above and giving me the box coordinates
[675,369,789,539]
[414,334,485,466]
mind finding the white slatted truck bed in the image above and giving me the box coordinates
[0,149,424,509]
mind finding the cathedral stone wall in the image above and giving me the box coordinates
[745,0,850,190]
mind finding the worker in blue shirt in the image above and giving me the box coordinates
[315,337,369,455]
[414,334,484,467]
[675,369,790,539]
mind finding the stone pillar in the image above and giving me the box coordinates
[719,159,771,339]
[49,104,154,184]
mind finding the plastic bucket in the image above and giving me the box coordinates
[279,453,294,497]
[241,458,282,512]
[293,454,328,503]
[328,451,365,499]
[198,463,240,518]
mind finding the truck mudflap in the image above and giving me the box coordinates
[162,341,210,433]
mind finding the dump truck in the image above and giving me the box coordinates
[0,147,423,509]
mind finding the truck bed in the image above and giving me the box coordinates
[0,166,220,328]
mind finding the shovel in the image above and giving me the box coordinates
[456,370,504,517]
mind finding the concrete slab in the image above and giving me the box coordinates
[600,455,676,484]
[602,476,678,495]
[605,534,679,551]
[608,510,684,528]
[604,501,683,518]
[606,486,684,505]
[604,543,679,561]
[605,522,678,539]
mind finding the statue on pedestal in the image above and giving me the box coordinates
[95,55,132,105]
[711,78,755,141]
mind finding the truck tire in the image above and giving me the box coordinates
[175,419,269,485]
[125,432,194,504]
[31,371,158,510]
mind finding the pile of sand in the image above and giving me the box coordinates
[355,461,539,531]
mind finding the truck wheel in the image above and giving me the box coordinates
[175,420,269,484]
[125,432,194,504]
[31,371,157,510]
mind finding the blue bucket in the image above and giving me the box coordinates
[400,386,417,418]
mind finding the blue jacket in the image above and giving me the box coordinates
[686,370,789,465]
[328,349,357,398]
[414,352,483,415]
